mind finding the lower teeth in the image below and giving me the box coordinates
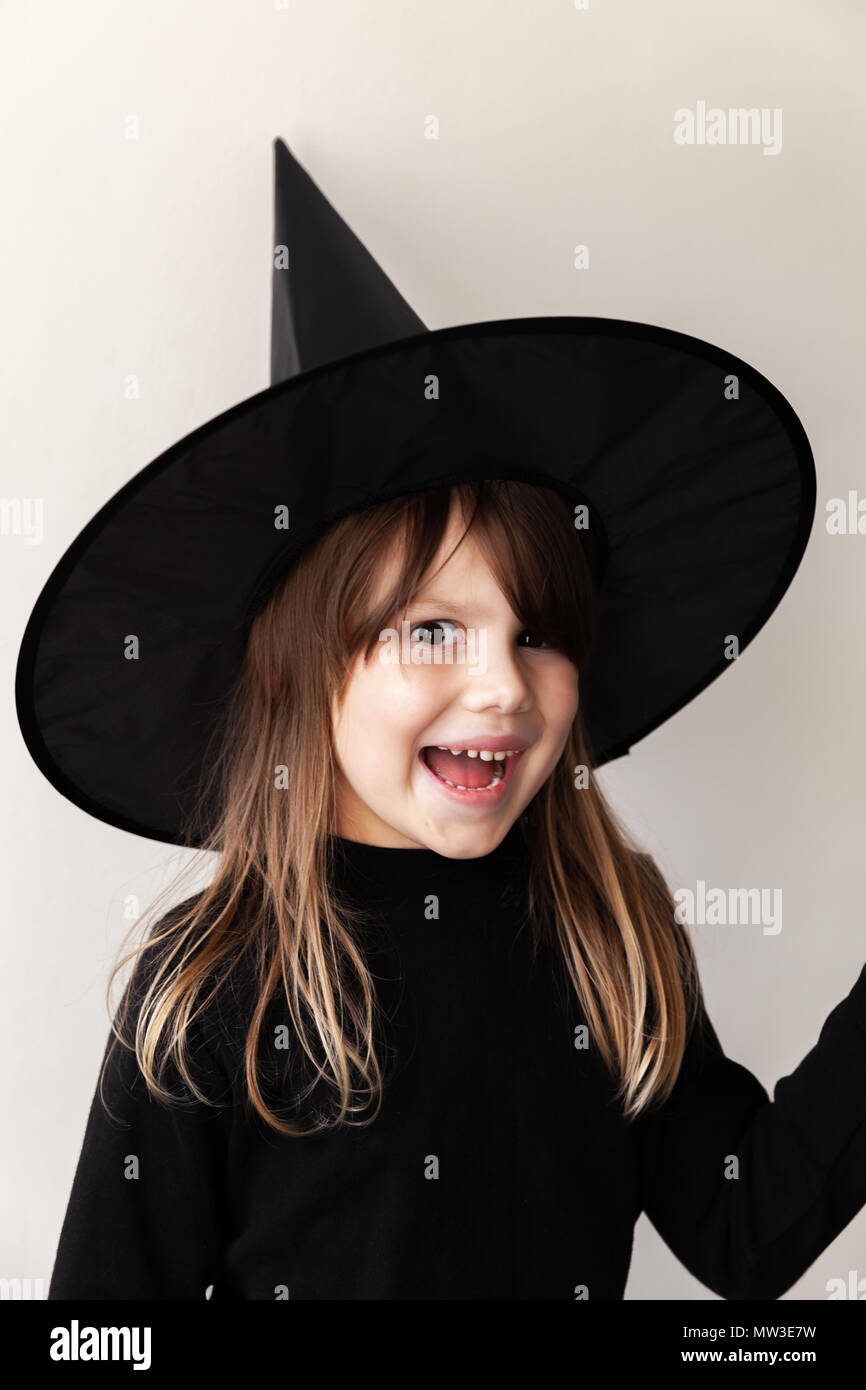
[438,768,504,791]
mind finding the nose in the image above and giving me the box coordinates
[457,628,533,714]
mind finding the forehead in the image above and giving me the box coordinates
[372,501,499,604]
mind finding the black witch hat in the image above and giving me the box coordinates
[15,139,816,847]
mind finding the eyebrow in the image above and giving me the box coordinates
[403,596,478,616]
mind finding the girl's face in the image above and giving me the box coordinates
[331,502,580,854]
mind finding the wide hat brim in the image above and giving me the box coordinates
[15,315,814,846]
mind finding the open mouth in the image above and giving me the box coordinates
[419,746,522,793]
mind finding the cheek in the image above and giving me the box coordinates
[336,663,443,755]
[536,661,581,726]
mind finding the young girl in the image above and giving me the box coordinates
[46,477,866,1301]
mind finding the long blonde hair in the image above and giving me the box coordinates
[103,479,701,1134]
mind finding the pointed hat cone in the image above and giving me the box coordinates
[270,138,426,383]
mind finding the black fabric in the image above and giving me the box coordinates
[47,833,866,1300]
[270,139,426,383]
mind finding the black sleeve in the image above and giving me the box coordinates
[47,960,232,1300]
[635,961,866,1300]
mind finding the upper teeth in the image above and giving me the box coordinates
[436,747,520,761]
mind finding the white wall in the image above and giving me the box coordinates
[2,0,865,1300]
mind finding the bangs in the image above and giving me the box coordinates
[352,480,598,669]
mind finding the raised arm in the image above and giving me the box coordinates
[634,961,866,1300]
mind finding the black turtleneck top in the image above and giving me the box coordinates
[47,825,866,1300]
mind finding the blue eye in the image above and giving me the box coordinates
[410,619,460,645]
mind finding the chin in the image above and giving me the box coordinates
[430,823,512,857]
